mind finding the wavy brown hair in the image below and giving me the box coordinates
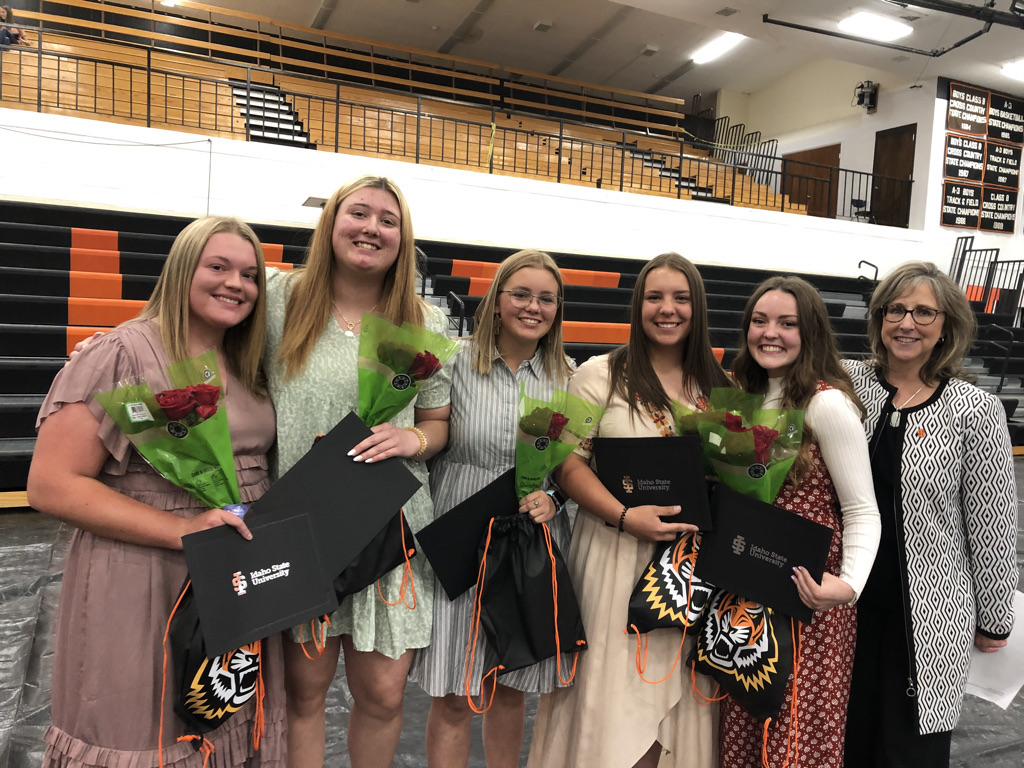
[140,216,267,396]
[867,261,976,385]
[468,249,573,384]
[609,253,732,417]
[276,175,428,380]
[732,275,863,485]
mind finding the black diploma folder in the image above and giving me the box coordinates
[696,484,832,623]
[182,513,337,656]
[592,435,712,530]
[417,468,517,600]
[249,411,424,578]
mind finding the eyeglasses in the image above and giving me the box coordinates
[499,290,560,309]
[882,305,945,325]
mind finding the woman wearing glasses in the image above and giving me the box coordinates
[410,249,575,768]
[842,262,1017,768]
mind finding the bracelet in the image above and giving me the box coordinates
[406,426,427,458]
[618,505,629,533]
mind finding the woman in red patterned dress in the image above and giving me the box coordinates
[719,276,881,768]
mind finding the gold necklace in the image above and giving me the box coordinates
[890,384,925,427]
[333,302,377,337]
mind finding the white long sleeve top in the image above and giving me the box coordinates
[763,377,881,599]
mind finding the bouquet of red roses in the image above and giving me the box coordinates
[93,348,241,510]
[515,385,604,499]
[356,314,458,428]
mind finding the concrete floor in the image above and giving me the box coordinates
[2,465,1023,768]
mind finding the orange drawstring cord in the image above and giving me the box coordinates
[251,640,265,750]
[176,735,215,768]
[376,509,417,610]
[542,522,584,685]
[298,615,331,661]
[690,664,727,704]
[762,617,803,768]
[465,518,502,713]
[629,623,687,684]
[159,580,193,768]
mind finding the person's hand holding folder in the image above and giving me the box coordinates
[791,566,854,612]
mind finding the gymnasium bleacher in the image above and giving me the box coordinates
[1,199,880,501]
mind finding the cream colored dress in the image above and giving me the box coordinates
[527,355,717,768]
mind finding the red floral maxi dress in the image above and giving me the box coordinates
[718,402,856,768]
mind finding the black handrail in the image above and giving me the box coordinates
[858,260,878,282]
[986,325,1016,394]
[447,292,466,336]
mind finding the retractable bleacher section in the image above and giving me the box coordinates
[2,200,881,500]
[0,201,309,500]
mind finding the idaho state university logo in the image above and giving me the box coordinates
[184,643,261,722]
[695,591,782,692]
[638,531,711,628]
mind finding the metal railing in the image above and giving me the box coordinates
[1,34,913,225]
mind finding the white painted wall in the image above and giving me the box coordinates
[0,105,1015,281]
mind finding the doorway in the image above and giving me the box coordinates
[871,124,916,228]
[782,144,840,218]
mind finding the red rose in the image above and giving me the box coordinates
[546,411,569,440]
[155,388,196,421]
[195,404,218,420]
[187,384,221,406]
[409,351,442,381]
[724,412,744,432]
[751,425,779,466]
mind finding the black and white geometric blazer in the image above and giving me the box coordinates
[843,359,1018,734]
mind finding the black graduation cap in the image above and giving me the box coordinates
[696,483,832,623]
[417,468,518,600]
[249,411,424,578]
[592,435,712,530]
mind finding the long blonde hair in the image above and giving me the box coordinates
[276,175,428,380]
[141,216,267,396]
[469,249,573,384]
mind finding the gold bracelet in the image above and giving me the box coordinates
[406,426,428,459]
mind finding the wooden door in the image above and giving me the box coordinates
[782,144,840,218]
[871,124,915,228]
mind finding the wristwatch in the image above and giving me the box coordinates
[545,488,567,514]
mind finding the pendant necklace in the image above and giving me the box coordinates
[333,302,378,337]
[890,384,925,428]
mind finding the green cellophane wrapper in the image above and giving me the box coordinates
[92,348,241,510]
[356,313,459,428]
[695,388,804,504]
[515,383,605,499]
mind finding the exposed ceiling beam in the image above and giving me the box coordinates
[548,5,634,77]
[438,0,497,54]
[902,0,1024,28]
[309,0,341,30]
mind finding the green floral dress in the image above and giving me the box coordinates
[264,269,452,659]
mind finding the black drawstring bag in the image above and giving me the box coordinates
[332,508,417,601]
[164,579,265,754]
[465,513,586,712]
[688,588,797,724]
[627,531,713,635]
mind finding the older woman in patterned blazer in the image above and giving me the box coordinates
[843,261,1018,768]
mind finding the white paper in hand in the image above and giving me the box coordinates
[965,591,1024,710]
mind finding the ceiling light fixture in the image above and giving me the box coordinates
[1002,59,1024,81]
[691,32,745,64]
[838,12,913,42]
